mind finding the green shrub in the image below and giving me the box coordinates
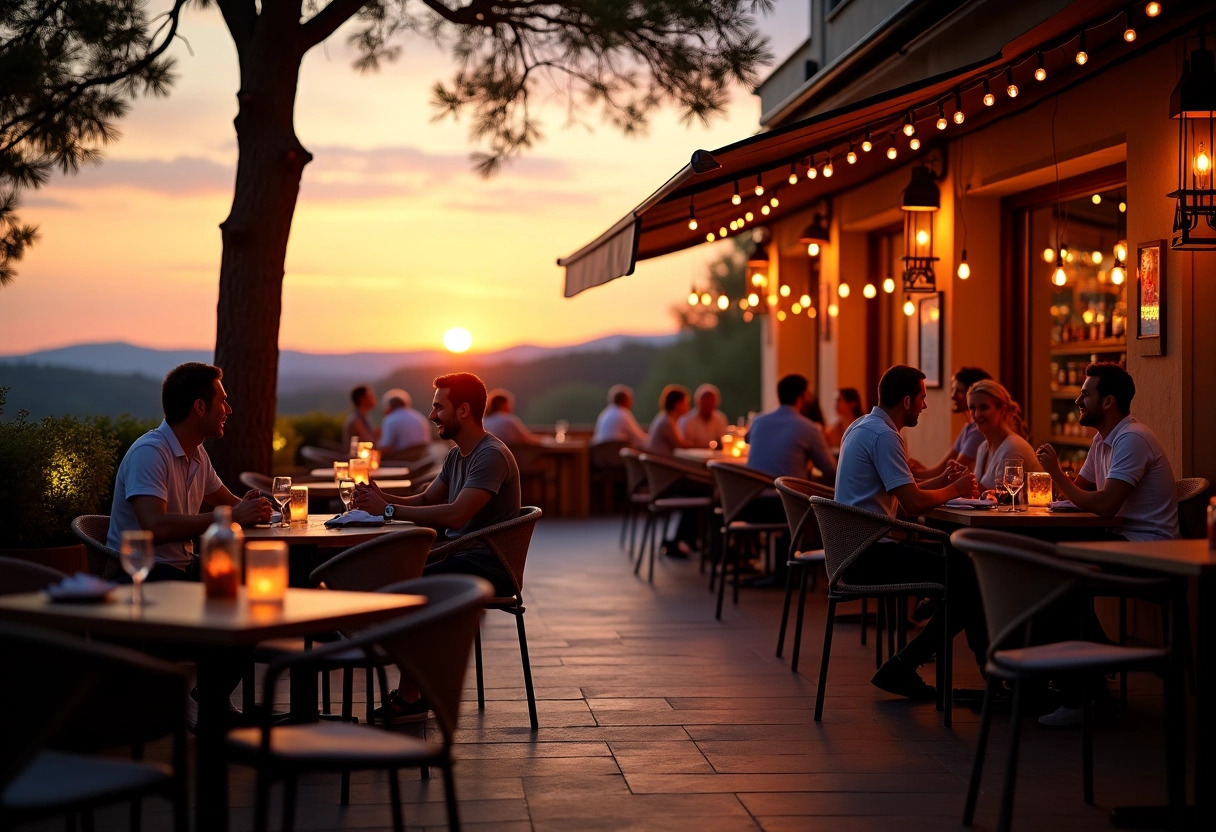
[0,388,120,548]
[273,416,303,469]
[287,411,344,451]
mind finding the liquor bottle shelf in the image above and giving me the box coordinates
[1050,339,1126,356]
[1051,386,1083,397]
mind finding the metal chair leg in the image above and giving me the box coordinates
[814,597,838,721]
[791,568,810,674]
[997,680,1025,832]
[474,626,485,710]
[776,566,796,657]
[388,769,404,832]
[963,675,1000,826]
[516,609,539,731]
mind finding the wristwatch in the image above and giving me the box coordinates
[383,504,395,520]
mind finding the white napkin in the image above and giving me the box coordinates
[45,572,117,602]
[943,498,998,509]
[1048,499,1081,512]
[324,510,385,528]
[269,511,281,524]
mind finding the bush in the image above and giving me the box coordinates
[273,416,303,470]
[0,388,120,548]
[287,411,344,451]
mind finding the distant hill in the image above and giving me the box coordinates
[0,334,678,395]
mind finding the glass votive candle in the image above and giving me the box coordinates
[368,448,382,470]
[333,461,349,483]
[1027,471,1053,507]
[245,541,288,603]
[348,457,370,485]
[721,433,735,451]
[289,485,309,522]
[357,441,374,460]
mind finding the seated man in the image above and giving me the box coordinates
[678,383,729,448]
[108,362,273,580]
[910,366,991,479]
[483,388,540,446]
[592,384,649,447]
[354,371,521,722]
[379,388,432,455]
[747,373,836,485]
[1037,362,1178,541]
[342,383,379,449]
[835,364,985,700]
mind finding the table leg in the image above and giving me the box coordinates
[194,651,232,832]
[1195,575,1214,827]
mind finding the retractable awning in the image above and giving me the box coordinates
[557,0,1184,297]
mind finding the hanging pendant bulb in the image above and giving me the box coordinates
[957,249,971,280]
[862,128,873,153]
[1052,253,1068,286]
[863,283,877,299]
[1123,11,1137,42]
[754,174,764,197]
[837,282,850,298]
[687,198,698,231]
[807,155,818,180]
[706,232,716,242]
[823,159,834,177]
[953,91,965,124]
[688,288,699,306]
[1005,68,1018,98]
[937,103,948,130]
[717,294,730,311]
[788,163,798,185]
[903,112,916,137]
[731,180,741,206]
[883,277,896,294]
[910,136,921,151]
[1035,52,1047,81]
[903,299,916,317]
[1075,31,1088,65]
[847,144,858,164]
[983,79,995,107]
[1145,2,1161,17]
[799,293,812,307]
[887,134,898,160]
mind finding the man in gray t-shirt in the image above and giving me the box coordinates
[355,372,521,597]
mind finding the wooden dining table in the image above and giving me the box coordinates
[924,505,1123,538]
[244,513,415,548]
[0,581,425,832]
[308,466,411,479]
[1055,538,1216,829]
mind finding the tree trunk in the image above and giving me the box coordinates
[206,13,311,486]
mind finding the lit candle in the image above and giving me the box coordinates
[368,448,382,470]
[357,441,374,461]
[289,486,309,523]
[1027,472,1053,507]
[245,541,288,603]
[333,461,349,483]
[348,457,370,485]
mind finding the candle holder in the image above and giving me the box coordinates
[348,457,370,485]
[357,441,374,461]
[289,485,309,523]
[1027,472,1053,507]
[245,541,288,603]
[368,448,382,470]
[333,461,349,483]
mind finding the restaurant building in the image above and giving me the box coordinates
[560,0,1215,485]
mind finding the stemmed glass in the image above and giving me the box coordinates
[554,419,570,443]
[120,529,154,606]
[272,476,293,527]
[338,478,355,514]
[1002,460,1025,513]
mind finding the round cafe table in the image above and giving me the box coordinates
[300,478,413,497]
[244,514,413,548]
[309,466,410,479]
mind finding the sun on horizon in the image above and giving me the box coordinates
[443,327,473,353]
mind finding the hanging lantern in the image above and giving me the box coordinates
[1168,29,1216,249]
[901,165,940,292]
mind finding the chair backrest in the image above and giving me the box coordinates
[70,515,123,580]
[309,527,436,590]
[808,496,908,585]
[589,440,628,470]
[638,453,712,501]
[240,471,273,493]
[300,445,343,466]
[363,575,493,742]
[950,528,1169,658]
[774,477,834,553]
[620,448,648,496]
[0,557,66,595]
[708,462,775,525]
[0,623,187,788]
[433,507,543,597]
[381,443,435,463]
[1176,477,1211,539]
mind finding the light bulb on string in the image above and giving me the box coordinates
[1123,12,1137,42]
[983,79,995,107]
[706,232,716,242]
[903,299,915,317]
[957,249,970,280]
[776,310,787,322]
[719,226,728,237]
[937,103,948,130]
[887,134,898,160]
[687,198,698,230]
[862,128,873,152]
[847,144,857,164]
[1075,31,1088,65]
[837,283,850,298]
[807,242,820,257]
[910,136,921,151]
[807,155,818,179]
[1052,253,1068,286]
[903,112,916,137]
[882,277,896,294]
[1005,68,1018,98]
[953,91,965,124]
[747,293,759,307]
[1119,201,1127,212]
[1035,52,1047,81]
[1042,247,1056,263]
[700,292,712,306]
[729,220,739,231]
[1111,264,1126,285]
[717,295,729,311]
[769,195,779,208]
[731,180,741,205]
[823,160,834,177]
[779,284,791,298]
[744,211,754,222]
[808,307,818,319]
[761,204,771,216]
[788,163,798,185]
[792,303,802,314]
[754,174,764,196]
[828,303,839,318]
[1092,193,1102,205]
[767,294,778,306]
[863,283,877,299]
[687,289,699,307]
[1145,2,1160,17]
[799,293,812,307]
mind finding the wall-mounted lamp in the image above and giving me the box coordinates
[1168,27,1216,249]
[901,164,941,292]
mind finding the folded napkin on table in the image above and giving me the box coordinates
[1048,500,1081,512]
[269,511,281,524]
[943,498,998,509]
[44,572,118,602]
[324,510,385,528]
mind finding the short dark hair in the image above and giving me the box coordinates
[487,393,510,415]
[434,373,488,422]
[954,367,992,389]
[878,365,926,407]
[162,363,221,424]
[839,387,864,418]
[1086,362,1135,413]
[663,387,687,412]
[350,384,371,407]
[777,374,809,406]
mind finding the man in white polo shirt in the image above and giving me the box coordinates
[108,362,273,580]
[1037,362,1178,541]
[835,364,985,701]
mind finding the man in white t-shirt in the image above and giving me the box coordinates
[1037,362,1178,541]
[592,384,649,447]
[379,388,432,454]
[678,384,729,448]
[483,388,540,446]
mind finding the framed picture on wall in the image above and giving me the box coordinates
[1136,239,1165,356]
[918,292,943,388]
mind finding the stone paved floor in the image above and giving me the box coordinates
[40,516,1180,830]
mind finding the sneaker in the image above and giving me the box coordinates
[871,658,937,701]
[370,689,431,725]
[1038,704,1084,728]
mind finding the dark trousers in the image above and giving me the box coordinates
[424,549,517,598]
[842,542,989,670]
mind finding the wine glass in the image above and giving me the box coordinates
[338,478,355,514]
[554,419,570,443]
[120,529,154,606]
[1002,460,1025,513]
[272,476,293,527]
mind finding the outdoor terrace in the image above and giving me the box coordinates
[26,516,1177,831]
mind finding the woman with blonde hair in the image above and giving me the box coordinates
[967,379,1042,492]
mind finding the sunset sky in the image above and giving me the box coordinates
[0,2,807,356]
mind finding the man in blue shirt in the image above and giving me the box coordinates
[747,374,836,484]
[836,364,986,701]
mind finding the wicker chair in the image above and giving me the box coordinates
[70,514,123,580]
[619,448,651,559]
[707,462,786,620]
[636,454,715,584]
[226,575,492,832]
[950,529,1185,832]
[240,471,273,493]
[300,445,344,467]
[773,478,832,670]
[428,506,544,730]
[1176,476,1211,538]
[808,496,954,724]
[1,623,189,832]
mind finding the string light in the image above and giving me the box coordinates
[847,144,858,164]
[937,103,948,130]
[1035,52,1047,81]
[776,310,787,322]
[807,155,818,180]
[700,292,712,306]
[823,159,834,177]
[1145,2,1160,17]
[770,195,779,208]
[1092,193,1102,204]
[863,283,877,298]
[791,303,802,314]
[887,134,898,160]
[761,204,771,215]
[706,232,716,242]
[828,303,839,317]
[754,174,764,196]
[799,293,811,306]
[903,299,915,317]
[957,249,970,279]
[731,180,741,205]
[1075,31,1088,65]
[910,136,921,151]
[1123,11,1137,42]
[837,283,850,298]
[747,292,759,307]
[1052,252,1068,286]
[687,198,698,231]
[719,226,727,237]
[744,211,754,222]
[862,128,873,152]
[983,79,995,107]
[882,277,896,294]
[807,242,820,257]
[1005,68,1018,98]
[953,91,965,124]
[717,295,729,311]
[903,112,916,137]
[788,163,798,185]
[729,220,739,231]
[779,284,791,298]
